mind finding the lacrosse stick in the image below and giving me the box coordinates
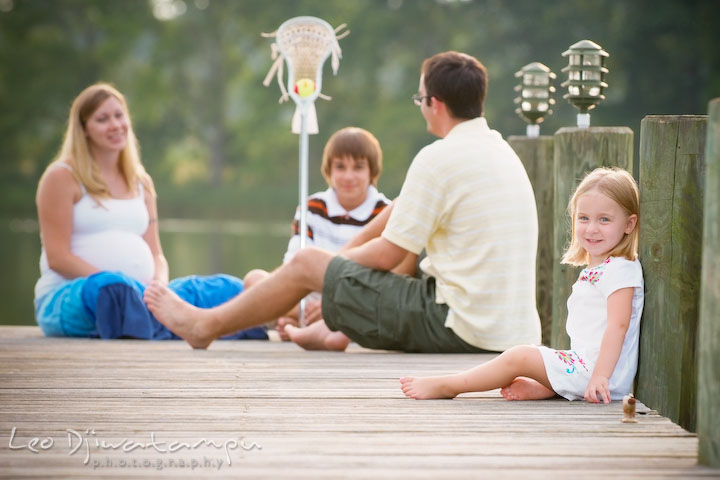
[262,17,348,325]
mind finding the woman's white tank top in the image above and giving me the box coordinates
[34,163,155,299]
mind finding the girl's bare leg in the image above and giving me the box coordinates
[400,345,553,400]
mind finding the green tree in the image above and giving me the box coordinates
[1,0,718,219]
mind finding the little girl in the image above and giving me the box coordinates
[400,167,644,404]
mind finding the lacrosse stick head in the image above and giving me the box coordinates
[274,16,341,106]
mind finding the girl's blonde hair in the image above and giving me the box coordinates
[44,83,151,199]
[321,127,383,187]
[562,167,640,266]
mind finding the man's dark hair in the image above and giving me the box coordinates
[421,51,487,119]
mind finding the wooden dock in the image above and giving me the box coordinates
[1,326,718,479]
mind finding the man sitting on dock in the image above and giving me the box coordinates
[145,51,541,353]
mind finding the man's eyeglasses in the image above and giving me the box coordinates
[412,94,430,106]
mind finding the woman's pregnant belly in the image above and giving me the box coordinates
[72,230,155,285]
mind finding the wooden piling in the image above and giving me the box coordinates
[635,115,707,433]
[698,100,719,466]
[508,136,554,346]
[551,127,634,349]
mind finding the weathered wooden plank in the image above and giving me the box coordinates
[0,395,656,413]
[1,433,700,457]
[635,115,707,433]
[508,135,555,345]
[551,127,634,349]
[0,456,713,480]
[698,99,720,468]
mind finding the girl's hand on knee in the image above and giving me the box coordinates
[585,375,611,404]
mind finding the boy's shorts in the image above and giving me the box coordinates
[321,256,486,353]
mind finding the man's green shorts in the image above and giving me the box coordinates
[321,256,488,353]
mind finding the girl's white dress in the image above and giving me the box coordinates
[538,256,644,401]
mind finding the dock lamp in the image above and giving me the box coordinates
[561,40,609,128]
[514,62,556,137]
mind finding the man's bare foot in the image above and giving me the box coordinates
[399,376,459,400]
[144,283,214,349]
[285,320,350,351]
[500,377,556,401]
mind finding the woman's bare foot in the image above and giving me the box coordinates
[285,320,350,351]
[399,376,459,400]
[500,377,556,401]
[144,282,214,349]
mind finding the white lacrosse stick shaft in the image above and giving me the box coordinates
[297,99,310,325]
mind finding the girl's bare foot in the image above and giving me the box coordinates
[500,377,556,401]
[144,282,214,349]
[399,376,459,400]
[285,320,349,351]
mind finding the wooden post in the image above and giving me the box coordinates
[551,127,633,349]
[508,136,554,346]
[635,115,707,433]
[698,100,719,466]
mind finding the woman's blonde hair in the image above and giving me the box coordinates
[561,167,640,266]
[321,127,383,187]
[45,83,150,199]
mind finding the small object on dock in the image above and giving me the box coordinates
[622,394,638,423]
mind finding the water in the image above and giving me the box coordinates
[0,218,290,326]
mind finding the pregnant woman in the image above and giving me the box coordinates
[33,82,264,341]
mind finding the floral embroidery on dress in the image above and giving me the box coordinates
[579,257,612,285]
[556,350,589,374]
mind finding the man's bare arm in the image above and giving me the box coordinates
[343,236,408,272]
[341,201,395,252]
